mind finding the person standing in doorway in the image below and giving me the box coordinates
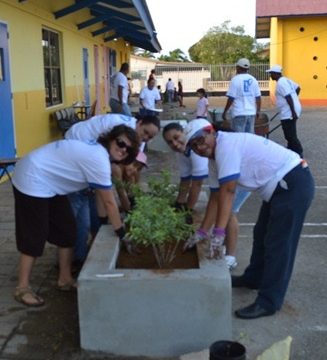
[222,58,261,133]
[110,62,131,116]
[267,65,303,157]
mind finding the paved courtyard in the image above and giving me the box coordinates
[0,97,326,359]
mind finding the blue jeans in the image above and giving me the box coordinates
[68,190,90,262]
[242,164,314,311]
[168,90,174,103]
[231,115,255,133]
[110,98,132,116]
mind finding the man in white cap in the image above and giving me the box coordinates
[266,65,303,157]
[222,58,261,133]
[183,119,314,319]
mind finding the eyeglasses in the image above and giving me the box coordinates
[115,138,133,155]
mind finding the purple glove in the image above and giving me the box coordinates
[209,227,226,259]
[183,228,208,251]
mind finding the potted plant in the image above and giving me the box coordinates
[125,170,194,268]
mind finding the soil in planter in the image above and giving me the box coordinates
[117,242,199,270]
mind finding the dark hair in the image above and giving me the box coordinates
[197,88,207,98]
[120,62,129,72]
[135,115,160,130]
[162,122,183,138]
[97,125,139,165]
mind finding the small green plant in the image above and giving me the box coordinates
[125,170,193,268]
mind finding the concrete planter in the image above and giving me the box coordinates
[78,225,231,358]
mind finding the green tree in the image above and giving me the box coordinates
[132,47,156,58]
[188,21,267,64]
[158,48,189,62]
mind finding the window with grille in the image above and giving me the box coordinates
[42,28,62,107]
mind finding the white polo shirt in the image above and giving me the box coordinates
[208,131,301,201]
[275,77,301,120]
[12,140,112,198]
[65,114,136,141]
[176,151,208,180]
[140,86,161,109]
[226,73,261,117]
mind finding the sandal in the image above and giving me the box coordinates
[56,280,77,292]
[14,287,45,307]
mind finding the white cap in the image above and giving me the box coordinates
[236,58,250,69]
[266,65,282,73]
[184,119,213,144]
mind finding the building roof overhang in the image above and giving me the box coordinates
[19,0,161,52]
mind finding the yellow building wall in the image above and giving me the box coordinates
[269,16,327,105]
[0,0,130,156]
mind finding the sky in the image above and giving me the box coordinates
[146,0,257,56]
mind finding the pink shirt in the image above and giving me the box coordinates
[196,97,209,117]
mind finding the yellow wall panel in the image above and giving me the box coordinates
[269,16,327,104]
[0,0,130,155]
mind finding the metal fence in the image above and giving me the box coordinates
[130,63,270,94]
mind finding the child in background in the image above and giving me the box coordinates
[196,88,209,119]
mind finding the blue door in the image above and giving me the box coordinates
[0,23,15,159]
[82,48,90,105]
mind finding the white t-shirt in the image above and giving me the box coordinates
[65,114,136,141]
[226,73,261,117]
[139,86,161,109]
[176,151,208,180]
[196,97,209,117]
[208,131,301,201]
[166,80,175,91]
[110,72,129,104]
[12,140,112,198]
[275,77,301,120]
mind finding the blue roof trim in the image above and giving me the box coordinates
[219,174,240,184]
[54,0,96,19]
[53,0,161,52]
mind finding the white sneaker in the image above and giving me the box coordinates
[225,255,238,270]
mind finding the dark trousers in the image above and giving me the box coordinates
[281,119,303,157]
[242,164,314,311]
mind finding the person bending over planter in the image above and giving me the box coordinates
[64,113,160,263]
[65,112,160,150]
[112,151,148,213]
[183,119,314,319]
[12,125,139,307]
[163,122,248,270]
[162,122,208,220]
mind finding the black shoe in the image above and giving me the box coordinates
[231,275,259,289]
[235,303,275,319]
